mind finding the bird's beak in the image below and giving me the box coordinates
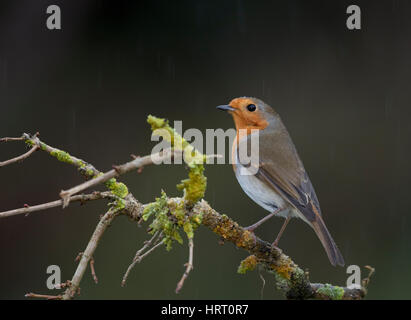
[216,105,235,112]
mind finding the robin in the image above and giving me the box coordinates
[217,97,344,266]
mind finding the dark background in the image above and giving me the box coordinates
[1,0,410,299]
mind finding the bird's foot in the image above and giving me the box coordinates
[244,225,256,232]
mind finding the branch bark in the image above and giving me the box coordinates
[59,148,181,207]
[175,238,194,294]
[62,207,120,300]
[0,145,38,167]
[121,231,164,287]
[0,192,113,219]
[1,132,373,300]
[192,199,367,300]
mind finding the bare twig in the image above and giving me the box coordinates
[59,148,181,207]
[62,207,120,300]
[74,252,83,262]
[258,267,266,300]
[0,136,25,142]
[25,292,62,300]
[90,257,98,284]
[0,192,113,219]
[121,232,164,287]
[75,253,99,284]
[133,231,160,261]
[21,133,100,179]
[175,238,194,293]
[362,265,375,288]
[0,145,38,167]
[136,239,164,262]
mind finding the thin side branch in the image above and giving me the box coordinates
[25,293,62,300]
[362,265,375,288]
[0,145,38,167]
[59,148,181,207]
[62,207,120,300]
[75,253,99,284]
[20,133,101,179]
[175,238,194,293]
[121,232,164,287]
[0,192,114,219]
[90,257,98,284]
[0,136,25,142]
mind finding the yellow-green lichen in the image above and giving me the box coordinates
[142,193,204,250]
[168,200,185,225]
[317,284,345,300]
[50,149,74,164]
[273,271,292,291]
[237,255,257,274]
[85,168,95,177]
[143,192,183,251]
[104,178,129,210]
[39,142,48,151]
[271,260,294,280]
[147,115,207,205]
[270,260,308,297]
[235,229,256,248]
[77,161,96,178]
[168,199,201,239]
[269,261,305,293]
[147,115,168,131]
[144,115,209,246]
[105,178,129,198]
[177,165,207,204]
[181,207,203,239]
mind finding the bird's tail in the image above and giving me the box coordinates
[310,214,345,267]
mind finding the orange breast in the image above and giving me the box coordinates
[231,130,249,172]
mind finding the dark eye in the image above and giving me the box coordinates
[246,104,256,112]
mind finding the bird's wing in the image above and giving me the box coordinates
[237,126,321,221]
[256,163,319,221]
[253,126,321,222]
[257,157,345,266]
[238,125,344,266]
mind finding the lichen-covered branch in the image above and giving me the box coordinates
[1,117,373,300]
[59,148,181,208]
[126,195,371,300]
[20,133,130,210]
[191,199,369,300]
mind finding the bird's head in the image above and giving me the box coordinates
[216,97,277,132]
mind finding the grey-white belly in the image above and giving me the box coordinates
[235,164,300,219]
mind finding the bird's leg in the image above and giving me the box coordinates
[244,208,281,232]
[272,217,291,247]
